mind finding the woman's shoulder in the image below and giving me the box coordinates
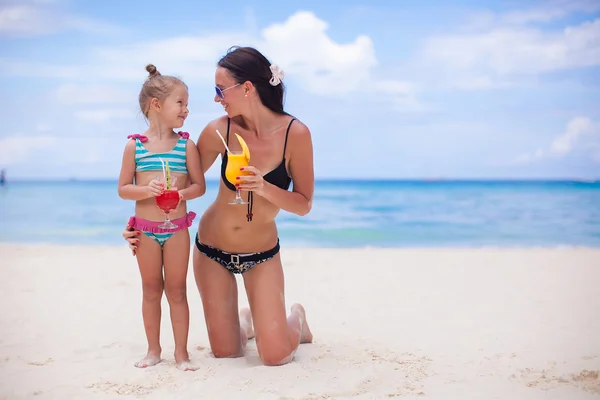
[199,115,230,138]
[288,116,311,139]
[197,115,229,151]
[203,115,229,131]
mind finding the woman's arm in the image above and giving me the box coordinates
[178,139,206,200]
[197,118,227,174]
[241,121,314,216]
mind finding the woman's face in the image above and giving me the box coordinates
[214,67,245,117]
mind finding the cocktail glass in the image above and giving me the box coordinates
[156,175,179,229]
[225,153,250,205]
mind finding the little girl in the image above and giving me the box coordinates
[118,64,205,371]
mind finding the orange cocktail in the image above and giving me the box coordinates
[225,152,250,205]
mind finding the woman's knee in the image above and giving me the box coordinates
[212,348,243,359]
[259,348,294,366]
[257,339,294,366]
[210,339,244,358]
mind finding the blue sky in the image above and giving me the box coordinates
[1,0,599,179]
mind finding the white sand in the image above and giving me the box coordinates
[1,244,599,400]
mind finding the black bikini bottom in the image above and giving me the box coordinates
[195,234,280,274]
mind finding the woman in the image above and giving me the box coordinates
[123,46,314,366]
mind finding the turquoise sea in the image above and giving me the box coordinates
[1,179,599,248]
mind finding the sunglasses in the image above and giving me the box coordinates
[215,83,241,100]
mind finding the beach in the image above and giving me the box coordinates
[2,0,600,398]
[1,244,599,399]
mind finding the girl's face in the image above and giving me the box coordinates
[154,84,189,128]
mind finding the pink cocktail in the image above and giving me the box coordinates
[156,189,180,229]
[156,190,179,212]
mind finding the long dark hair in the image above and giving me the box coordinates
[217,46,287,115]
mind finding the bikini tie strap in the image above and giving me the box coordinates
[247,192,253,222]
[186,211,197,224]
[127,134,148,142]
[177,131,190,139]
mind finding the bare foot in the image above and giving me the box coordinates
[176,360,200,371]
[174,349,197,371]
[291,303,313,343]
[134,352,161,368]
[240,307,255,340]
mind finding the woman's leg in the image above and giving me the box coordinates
[193,244,251,358]
[242,252,313,366]
[163,229,198,371]
[134,233,164,368]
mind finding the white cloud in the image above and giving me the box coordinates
[423,19,600,76]
[90,34,245,83]
[452,76,510,90]
[260,11,376,95]
[514,117,599,164]
[466,0,600,27]
[0,58,79,78]
[550,117,593,155]
[56,84,133,104]
[1,11,419,109]
[0,2,123,37]
[414,0,600,91]
[0,4,51,36]
[0,135,57,166]
[35,123,51,132]
[74,109,135,123]
[0,133,122,171]
[504,0,599,25]
[258,12,419,108]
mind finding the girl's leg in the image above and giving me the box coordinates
[162,229,198,371]
[134,233,165,368]
[242,252,313,366]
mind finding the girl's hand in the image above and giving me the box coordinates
[147,179,164,197]
[236,166,266,196]
[175,191,184,210]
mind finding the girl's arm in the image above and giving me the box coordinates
[117,140,162,200]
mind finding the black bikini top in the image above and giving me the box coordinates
[220,117,295,221]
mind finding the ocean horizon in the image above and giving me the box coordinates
[1,178,599,248]
[4,177,600,183]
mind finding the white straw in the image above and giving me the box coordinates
[215,129,232,154]
[159,157,166,181]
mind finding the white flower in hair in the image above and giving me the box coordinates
[269,64,284,86]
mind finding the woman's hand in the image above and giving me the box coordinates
[236,166,266,196]
[123,225,141,255]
